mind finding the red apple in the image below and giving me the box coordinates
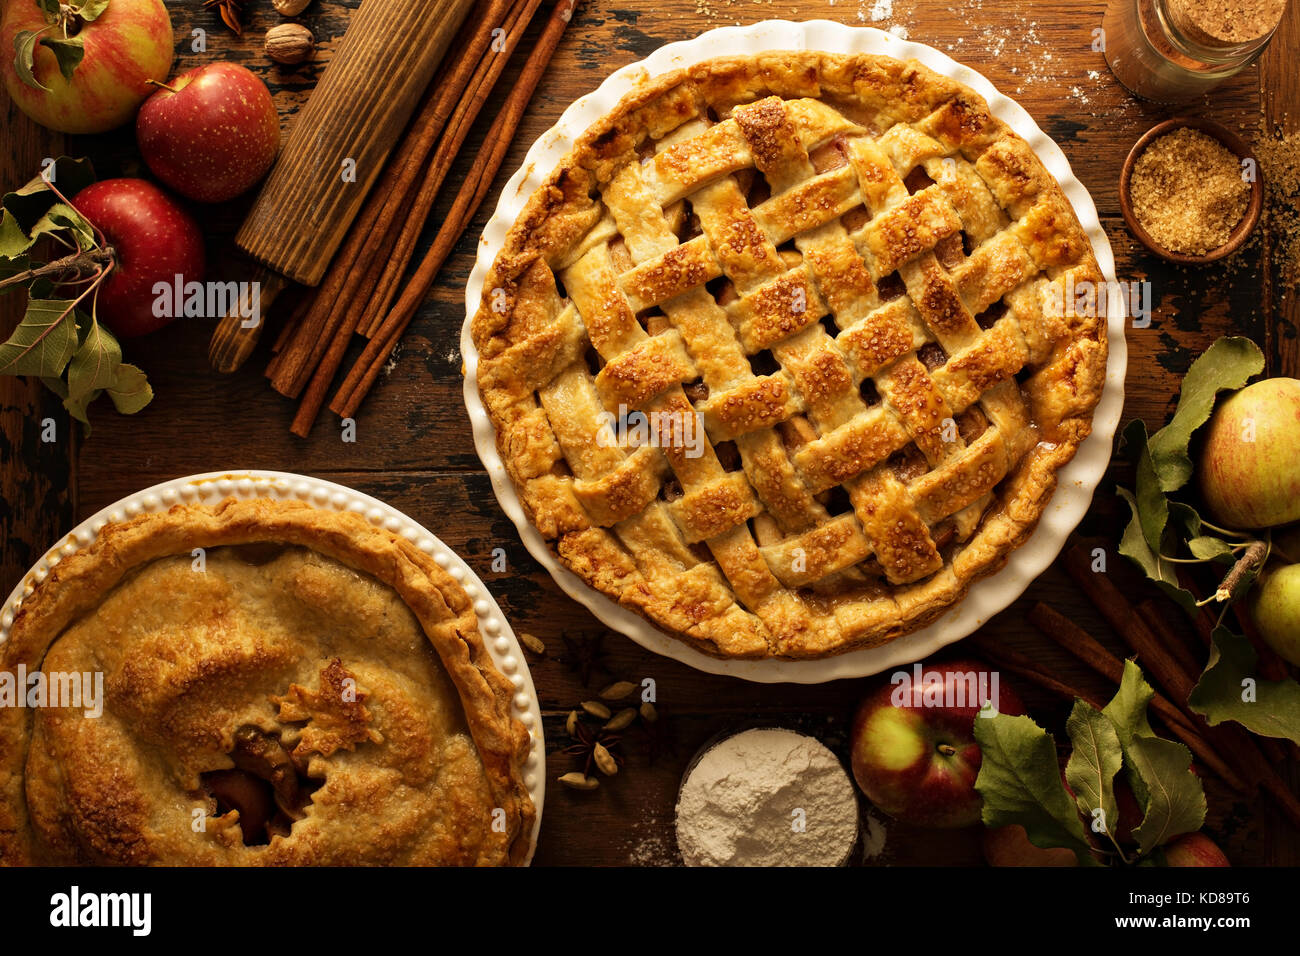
[1198,378,1300,530]
[850,658,1024,828]
[136,62,280,203]
[1163,832,1230,867]
[72,179,204,338]
[1,0,173,134]
[982,824,1078,867]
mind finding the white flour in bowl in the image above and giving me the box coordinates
[675,728,859,867]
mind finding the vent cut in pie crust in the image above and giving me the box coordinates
[0,498,534,865]
[472,52,1107,660]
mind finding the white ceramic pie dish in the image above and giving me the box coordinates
[461,20,1127,684]
[0,470,546,864]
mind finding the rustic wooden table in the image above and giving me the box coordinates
[2,0,1297,866]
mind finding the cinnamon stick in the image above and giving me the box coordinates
[1029,604,1197,734]
[271,0,518,399]
[331,0,574,419]
[968,631,1245,792]
[358,0,544,338]
[1065,543,1300,827]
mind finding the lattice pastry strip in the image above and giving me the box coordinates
[472,52,1108,659]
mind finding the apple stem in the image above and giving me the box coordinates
[1210,540,1269,604]
[937,743,957,756]
[145,78,180,94]
[0,248,112,291]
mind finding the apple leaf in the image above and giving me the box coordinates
[0,211,36,260]
[73,0,111,21]
[1189,626,1300,743]
[36,0,62,18]
[974,713,1102,866]
[1146,336,1264,492]
[1124,735,1205,854]
[39,36,84,83]
[31,202,96,252]
[106,363,152,415]
[0,298,77,378]
[66,316,121,401]
[13,29,52,93]
[1102,662,1205,855]
[1064,700,1123,845]
[2,157,96,240]
[1187,536,1234,560]
[1117,487,1196,612]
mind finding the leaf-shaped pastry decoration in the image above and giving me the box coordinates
[272,658,384,758]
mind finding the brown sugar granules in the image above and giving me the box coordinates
[1167,0,1286,45]
[1254,127,1300,285]
[1129,127,1251,255]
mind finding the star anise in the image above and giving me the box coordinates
[203,0,243,35]
[560,631,612,687]
[562,717,624,778]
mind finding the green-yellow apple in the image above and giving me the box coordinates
[1198,378,1300,530]
[850,658,1024,828]
[1163,832,1230,867]
[1,0,173,134]
[1249,563,1300,666]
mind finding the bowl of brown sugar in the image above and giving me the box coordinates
[1120,118,1263,264]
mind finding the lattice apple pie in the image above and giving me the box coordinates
[0,498,534,865]
[472,52,1107,660]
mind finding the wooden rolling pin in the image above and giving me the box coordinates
[209,0,474,372]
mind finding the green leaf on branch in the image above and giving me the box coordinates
[2,157,96,239]
[1146,337,1264,492]
[106,363,152,414]
[1187,536,1234,560]
[974,713,1101,866]
[13,29,52,92]
[0,298,77,377]
[1102,662,1205,855]
[73,0,111,21]
[1064,700,1123,845]
[1125,736,1205,853]
[39,36,83,82]
[66,316,121,400]
[36,0,63,17]
[1189,626,1300,744]
[1117,486,1196,612]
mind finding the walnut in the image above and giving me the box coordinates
[272,0,312,15]
[264,23,314,65]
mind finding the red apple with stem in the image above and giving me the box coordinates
[1,0,173,134]
[71,179,205,338]
[850,658,1024,828]
[136,63,280,203]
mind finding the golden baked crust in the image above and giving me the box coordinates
[472,52,1107,661]
[0,497,534,865]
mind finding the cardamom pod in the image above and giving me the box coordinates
[599,680,637,701]
[639,701,658,723]
[558,772,599,791]
[565,710,579,737]
[593,742,618,776]
[581,700,611,720]
[518,631,546,655]
[604,707,637,732]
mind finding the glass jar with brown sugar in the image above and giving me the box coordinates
[1103,0,1287,102]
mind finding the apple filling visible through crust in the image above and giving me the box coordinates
[22,544,500,864]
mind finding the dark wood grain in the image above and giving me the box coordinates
[2,0,1296,867]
